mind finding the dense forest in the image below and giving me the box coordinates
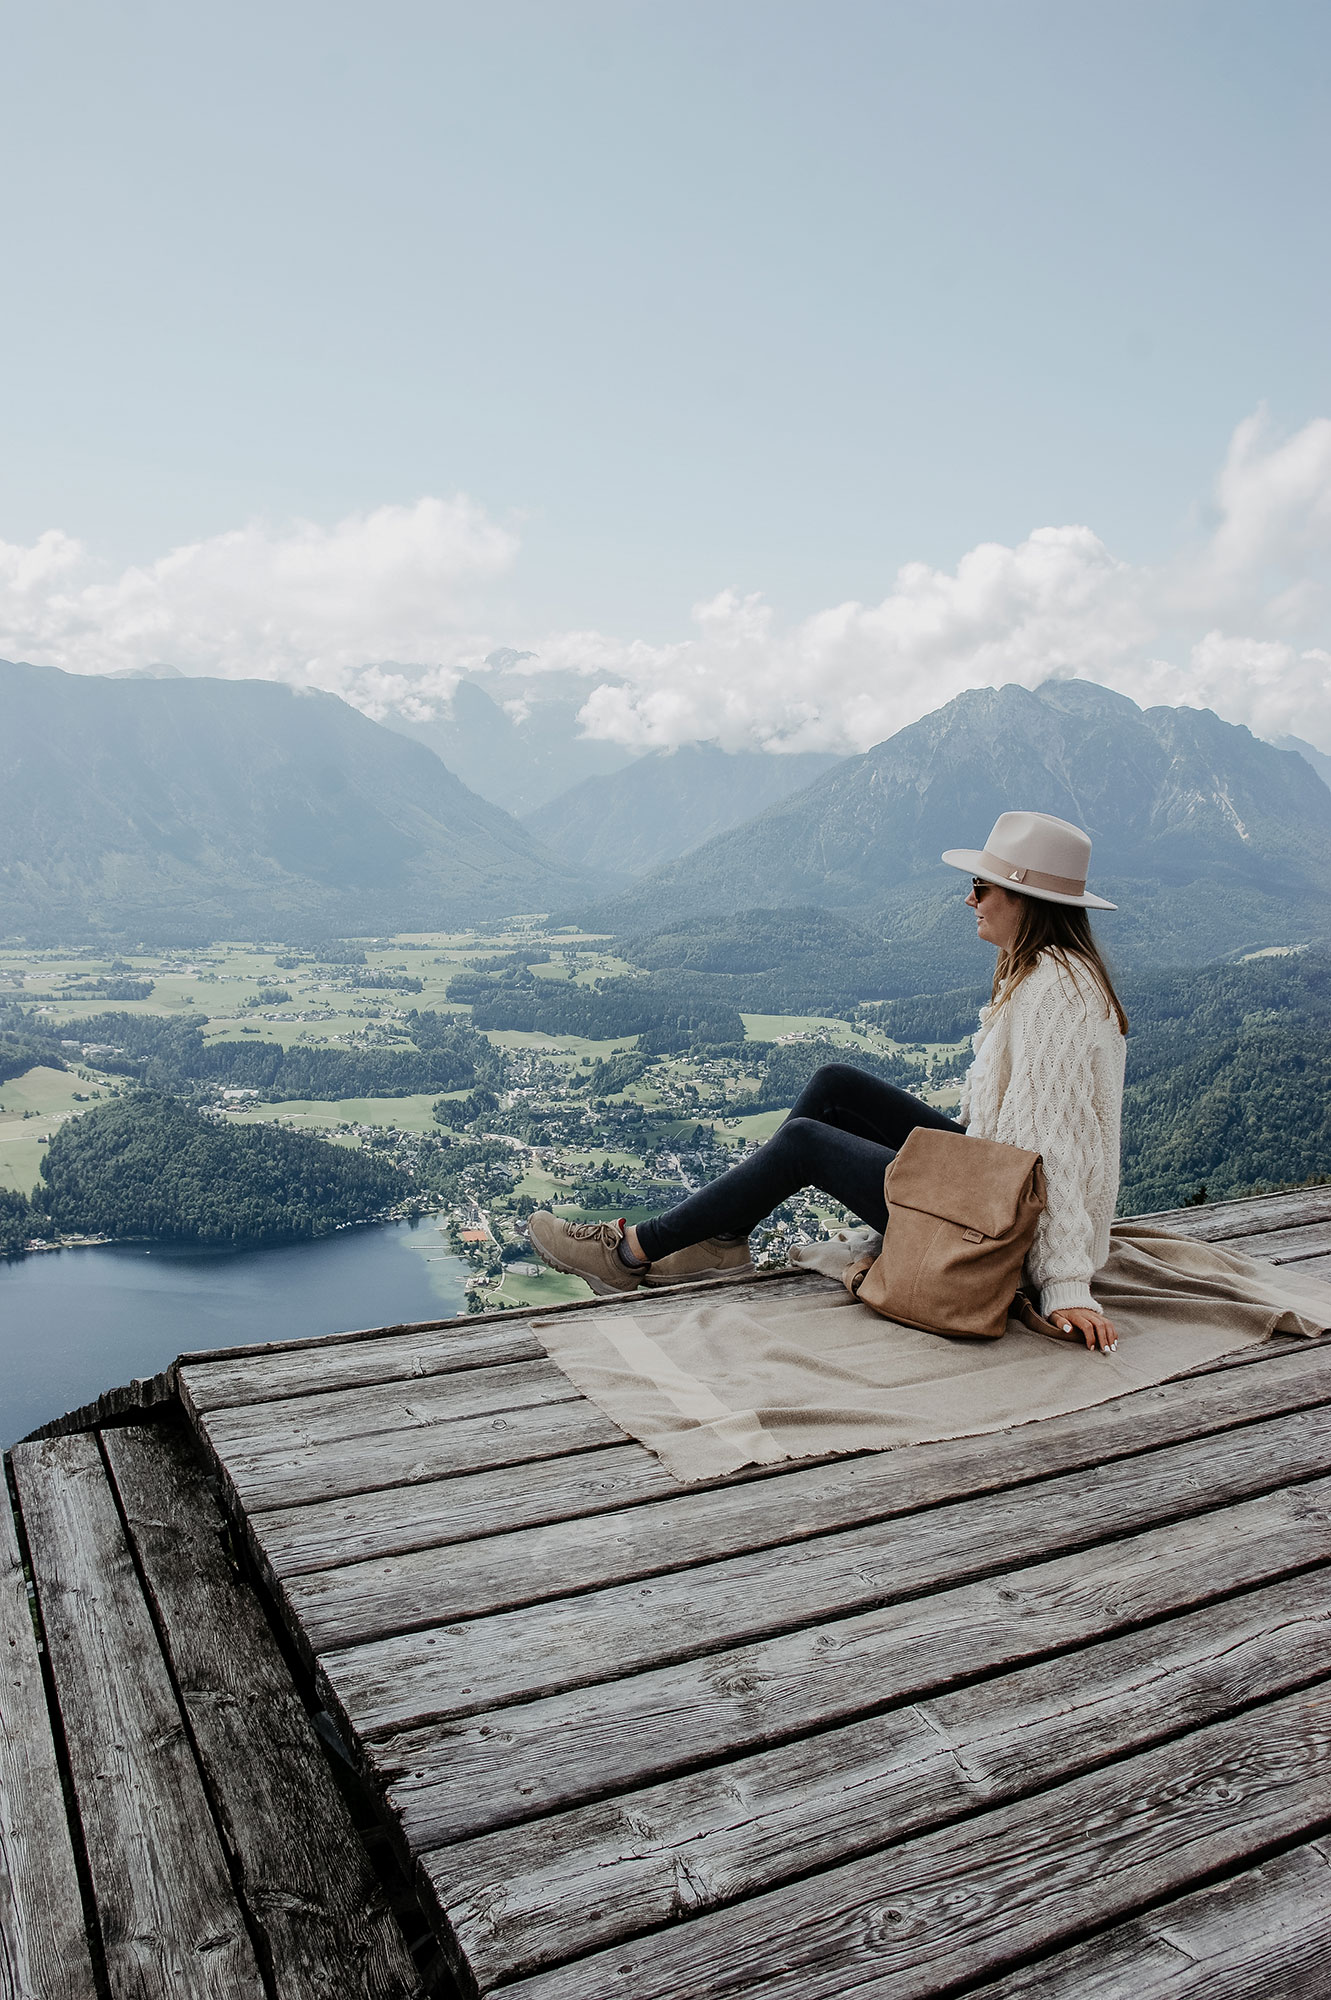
[448,964,745,1047]
[859,986,990,1044]
[55,976,155,1001]
[0,1186,40,1255]
[38,1092,408,1245]
[3,1003,498,1101]
[417,1134,524,1206]
[619,908,899,1014]
[1116,949,1331,1209]
[583,1050,654,1097]
[0,1027,66,1086]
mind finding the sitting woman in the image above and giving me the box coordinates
[528,810,1128,1354]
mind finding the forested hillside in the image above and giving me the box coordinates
[1117,950,1331,1210]
[524,744,841,874]
[578,679,1331,991]
[37,1092,408,1245]
[0,659,590,940]
[620,908,898,1012]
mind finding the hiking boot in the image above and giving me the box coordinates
[643,1236,755,1287]
[525,1212,644,1295]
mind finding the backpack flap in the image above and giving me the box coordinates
[883,1128,1043,1238]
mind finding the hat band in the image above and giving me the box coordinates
[978,850,1086,897]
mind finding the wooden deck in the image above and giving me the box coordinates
[7,1186,1331,1996]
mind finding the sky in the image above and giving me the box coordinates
[2,0,1329,754]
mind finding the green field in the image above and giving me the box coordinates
[0,1067,121,1193]
[487,1266,591,1310]
[741,1012,862,1042]
[223,1092,449,1135]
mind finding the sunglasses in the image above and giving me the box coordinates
[970,876,993,901]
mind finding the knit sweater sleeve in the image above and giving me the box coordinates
[991,966,1108,1317]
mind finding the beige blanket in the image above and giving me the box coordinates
[530,1222,1331,1483]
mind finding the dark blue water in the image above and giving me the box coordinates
[0,1217,469,1445]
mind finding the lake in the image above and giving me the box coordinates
[0,1217,470,1446]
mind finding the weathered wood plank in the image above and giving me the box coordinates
[251,1444,685,1577]
[216,1308,1331,1568]
[207,1395,629,1514]
[101,1424,422,2000]
[20,1364,176,1444]
[197,1356,580,1458]
[10,1433,264,2000]
[178,1319,545,1413]
[379,1475,1331,1849]
[276,1345,1331,1642]
[497,1682,1331,2000]
[1283,1250,1331,1280]
[257,1342,1331,1588]
[971,1834,1331,1996]
[1177,1327,1331,1376]
[0,1488,97,2000]
[170,1265,819,1371]
[323,1404,1331,1734]
[432,1568,1331,1988]
[179,1276,829,1411]
[1229,1217,1331,1263]
[1142,1187,1331,1241]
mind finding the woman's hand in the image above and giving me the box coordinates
[1056,1306,1118,1353]
[843,1254,875,1300]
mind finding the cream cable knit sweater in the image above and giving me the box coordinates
[958,951,1125,1317]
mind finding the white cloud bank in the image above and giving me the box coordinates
[0,496,515,720]
[1,411,1329,754]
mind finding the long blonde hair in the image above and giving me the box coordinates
[991,896,1129,1035]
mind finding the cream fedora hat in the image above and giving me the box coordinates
[942,810,1117,910]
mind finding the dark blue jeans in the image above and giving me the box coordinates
[636,1062,964,1260]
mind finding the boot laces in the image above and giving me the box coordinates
[562,1220,621,1246]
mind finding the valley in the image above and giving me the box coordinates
[0,930,971,1305]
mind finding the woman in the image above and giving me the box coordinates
[528,810,1127,1354]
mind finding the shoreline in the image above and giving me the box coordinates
[9,1200,449,1262]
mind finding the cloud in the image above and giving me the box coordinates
[0,497,516,714]
[561,526,1155,755]
[554,410,1331,756]
[1,411,1329,755]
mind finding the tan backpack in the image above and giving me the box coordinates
[849,1126,1060,1340]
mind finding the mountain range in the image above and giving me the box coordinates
[575,680,1331,990]
[1273,733,1331,793]
[522,742,842,875]
[383,663,638,815]
[8,662,1331,987]
[0,659,590,941]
